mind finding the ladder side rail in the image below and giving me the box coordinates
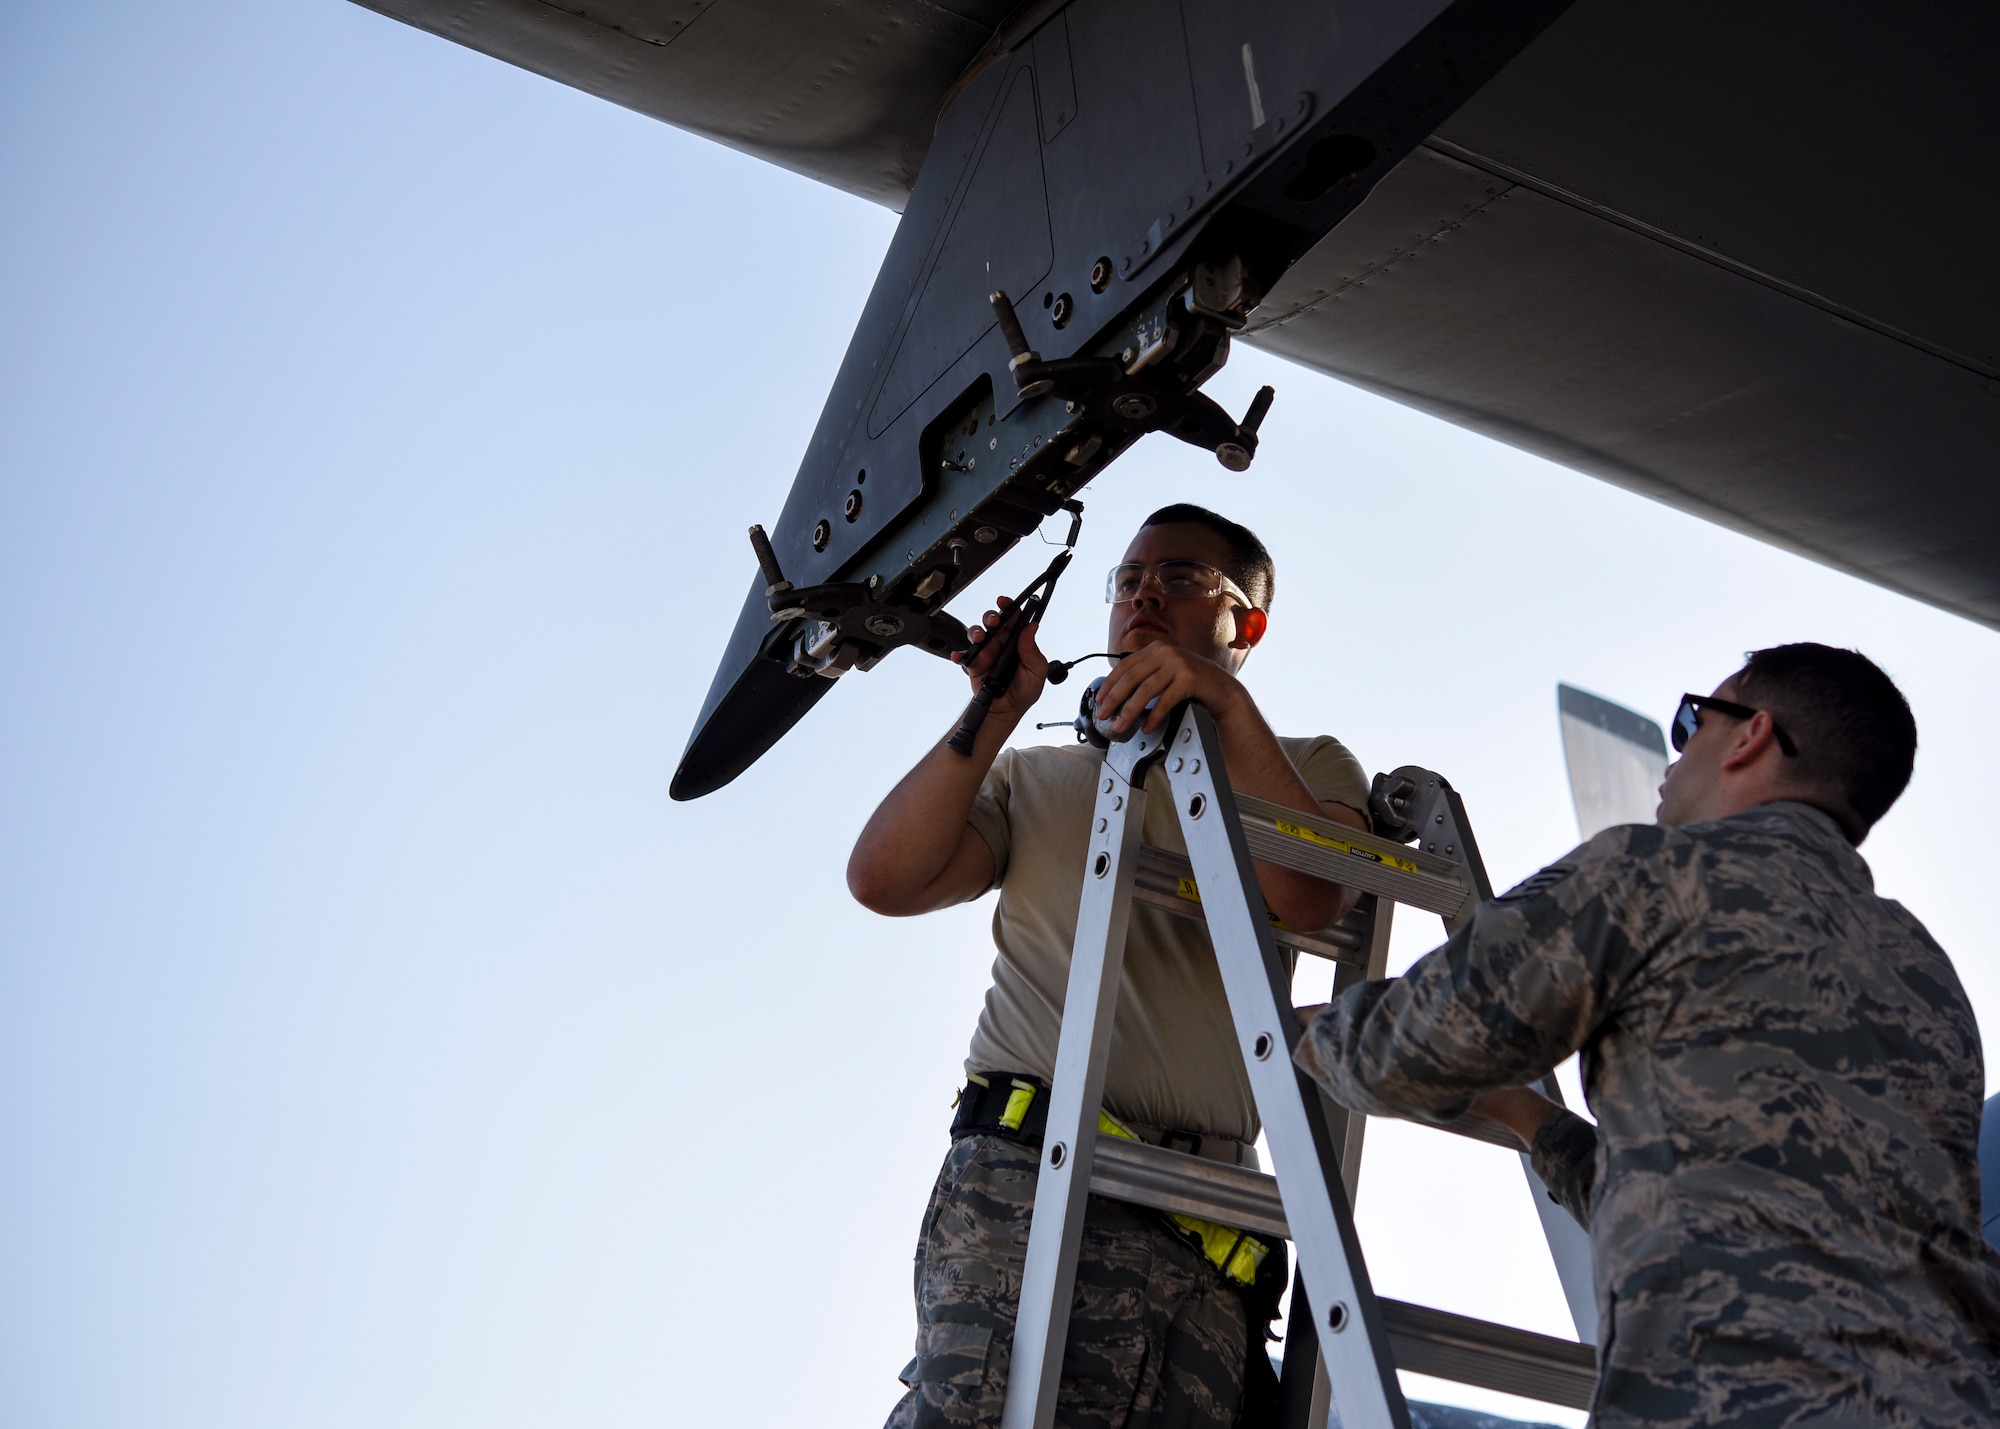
[997,727,1163,1429]
[1280,890,1399,1428]
[1523,1130,1598,1340]
[1428,784,1601,1345]
[1165,704,1410,1429]
[1336,895,1396,1204]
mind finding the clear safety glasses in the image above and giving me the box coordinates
[1104,559,1251,606]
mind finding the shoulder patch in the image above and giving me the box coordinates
[1497,863,1575,903]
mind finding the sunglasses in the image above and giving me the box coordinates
[1104,559,1251,607]
[1671,694,1798,757]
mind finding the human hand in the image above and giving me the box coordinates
[952,594,1049,720]
[1466,1086,1562,1149]
[1089,642,1246,737]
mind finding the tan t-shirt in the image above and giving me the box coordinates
[963,735,1371,1144]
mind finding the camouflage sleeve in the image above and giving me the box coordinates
[1530,1107,1600,1230]
[1295,824,1683,1125]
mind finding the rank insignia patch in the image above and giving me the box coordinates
[1497,864,1575,902]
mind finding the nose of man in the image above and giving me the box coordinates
[1654,757,1682,822]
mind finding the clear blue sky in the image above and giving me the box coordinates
[3,5,1994,1427]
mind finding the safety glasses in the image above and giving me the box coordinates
[1671,693,1798,757]
[1105,559,1251,606]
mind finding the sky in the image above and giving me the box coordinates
[2,5,1995,1428]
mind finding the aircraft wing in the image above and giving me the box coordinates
[1556,685,1669,841]
[348,2,2000,796]
[346,0,1020,207]
[354,1,1998,628]
[1248,5,2000,632]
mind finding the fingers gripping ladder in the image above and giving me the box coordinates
[997,703,1599,1429]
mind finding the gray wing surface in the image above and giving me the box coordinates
[348,0,2000,632]
[345,0,1016,206]
[1244,1,2000,632]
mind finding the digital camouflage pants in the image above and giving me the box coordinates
[886,1133,1251,1429]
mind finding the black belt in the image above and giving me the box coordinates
[951,1072,1053,1143]
[950,1072,1256,1168]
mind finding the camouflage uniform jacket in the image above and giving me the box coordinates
[1295,801,2000,1427]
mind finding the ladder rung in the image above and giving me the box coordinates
[1090,1129,1290,1239]
[1089,1136,1597,1410]
[1232,793,1474,920]
[1379,1298,1598,1410]
[1133,846,1367,964]
[1089,1120,1524,1237]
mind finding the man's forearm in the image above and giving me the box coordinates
[1213,697,1362,929]
[1464,1087,1599,1227]
[1294,902,1596,1126]
[1084,641,1360,929]
[1215,698,1330,815]
[846,706,1014,914]
[1467,1085,1561,1149]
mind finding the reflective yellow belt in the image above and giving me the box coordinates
[1096,1110,1269,1287]
[952,1080,1269,1288]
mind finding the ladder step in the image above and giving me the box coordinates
[1090,1126,1291,1239]
[1378,1299,1597,1410]
[1232,793,1474,920]
[1089,1136,1597,1410]
[1133,846,1368,964]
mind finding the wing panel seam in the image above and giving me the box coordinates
[1422,136,1998,381]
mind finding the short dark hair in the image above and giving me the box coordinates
[1731,643,1916,842]
[1139,504,1275,609]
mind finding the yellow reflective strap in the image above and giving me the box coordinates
[966,1072,990,1088]
[1168,1213,1269,1286]
[1097,1109,1140,1141]
[1000,1080,1038,1132]
[1224,1233,1267,1285]
[1273,816,1421,876]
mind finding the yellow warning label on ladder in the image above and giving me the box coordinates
[1273,817,1422,875]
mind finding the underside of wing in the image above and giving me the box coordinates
[1244,2,2000,631]
[352,1,1999,632]
[347,0,1019,206]
[347,1,2000,796]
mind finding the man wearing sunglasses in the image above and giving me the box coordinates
[1294,644,2000,1426]
[850,504,1371,1429]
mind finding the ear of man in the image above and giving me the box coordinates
[1718,703,1860,835]
[1239,608,1269,648]
[1716,708,1785,773]
[1729,643,1916,843]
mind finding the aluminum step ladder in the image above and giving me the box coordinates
[997,702,1599,1429]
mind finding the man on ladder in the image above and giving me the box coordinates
[1296,644,2000,1425]
[848,504,1369,1429]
